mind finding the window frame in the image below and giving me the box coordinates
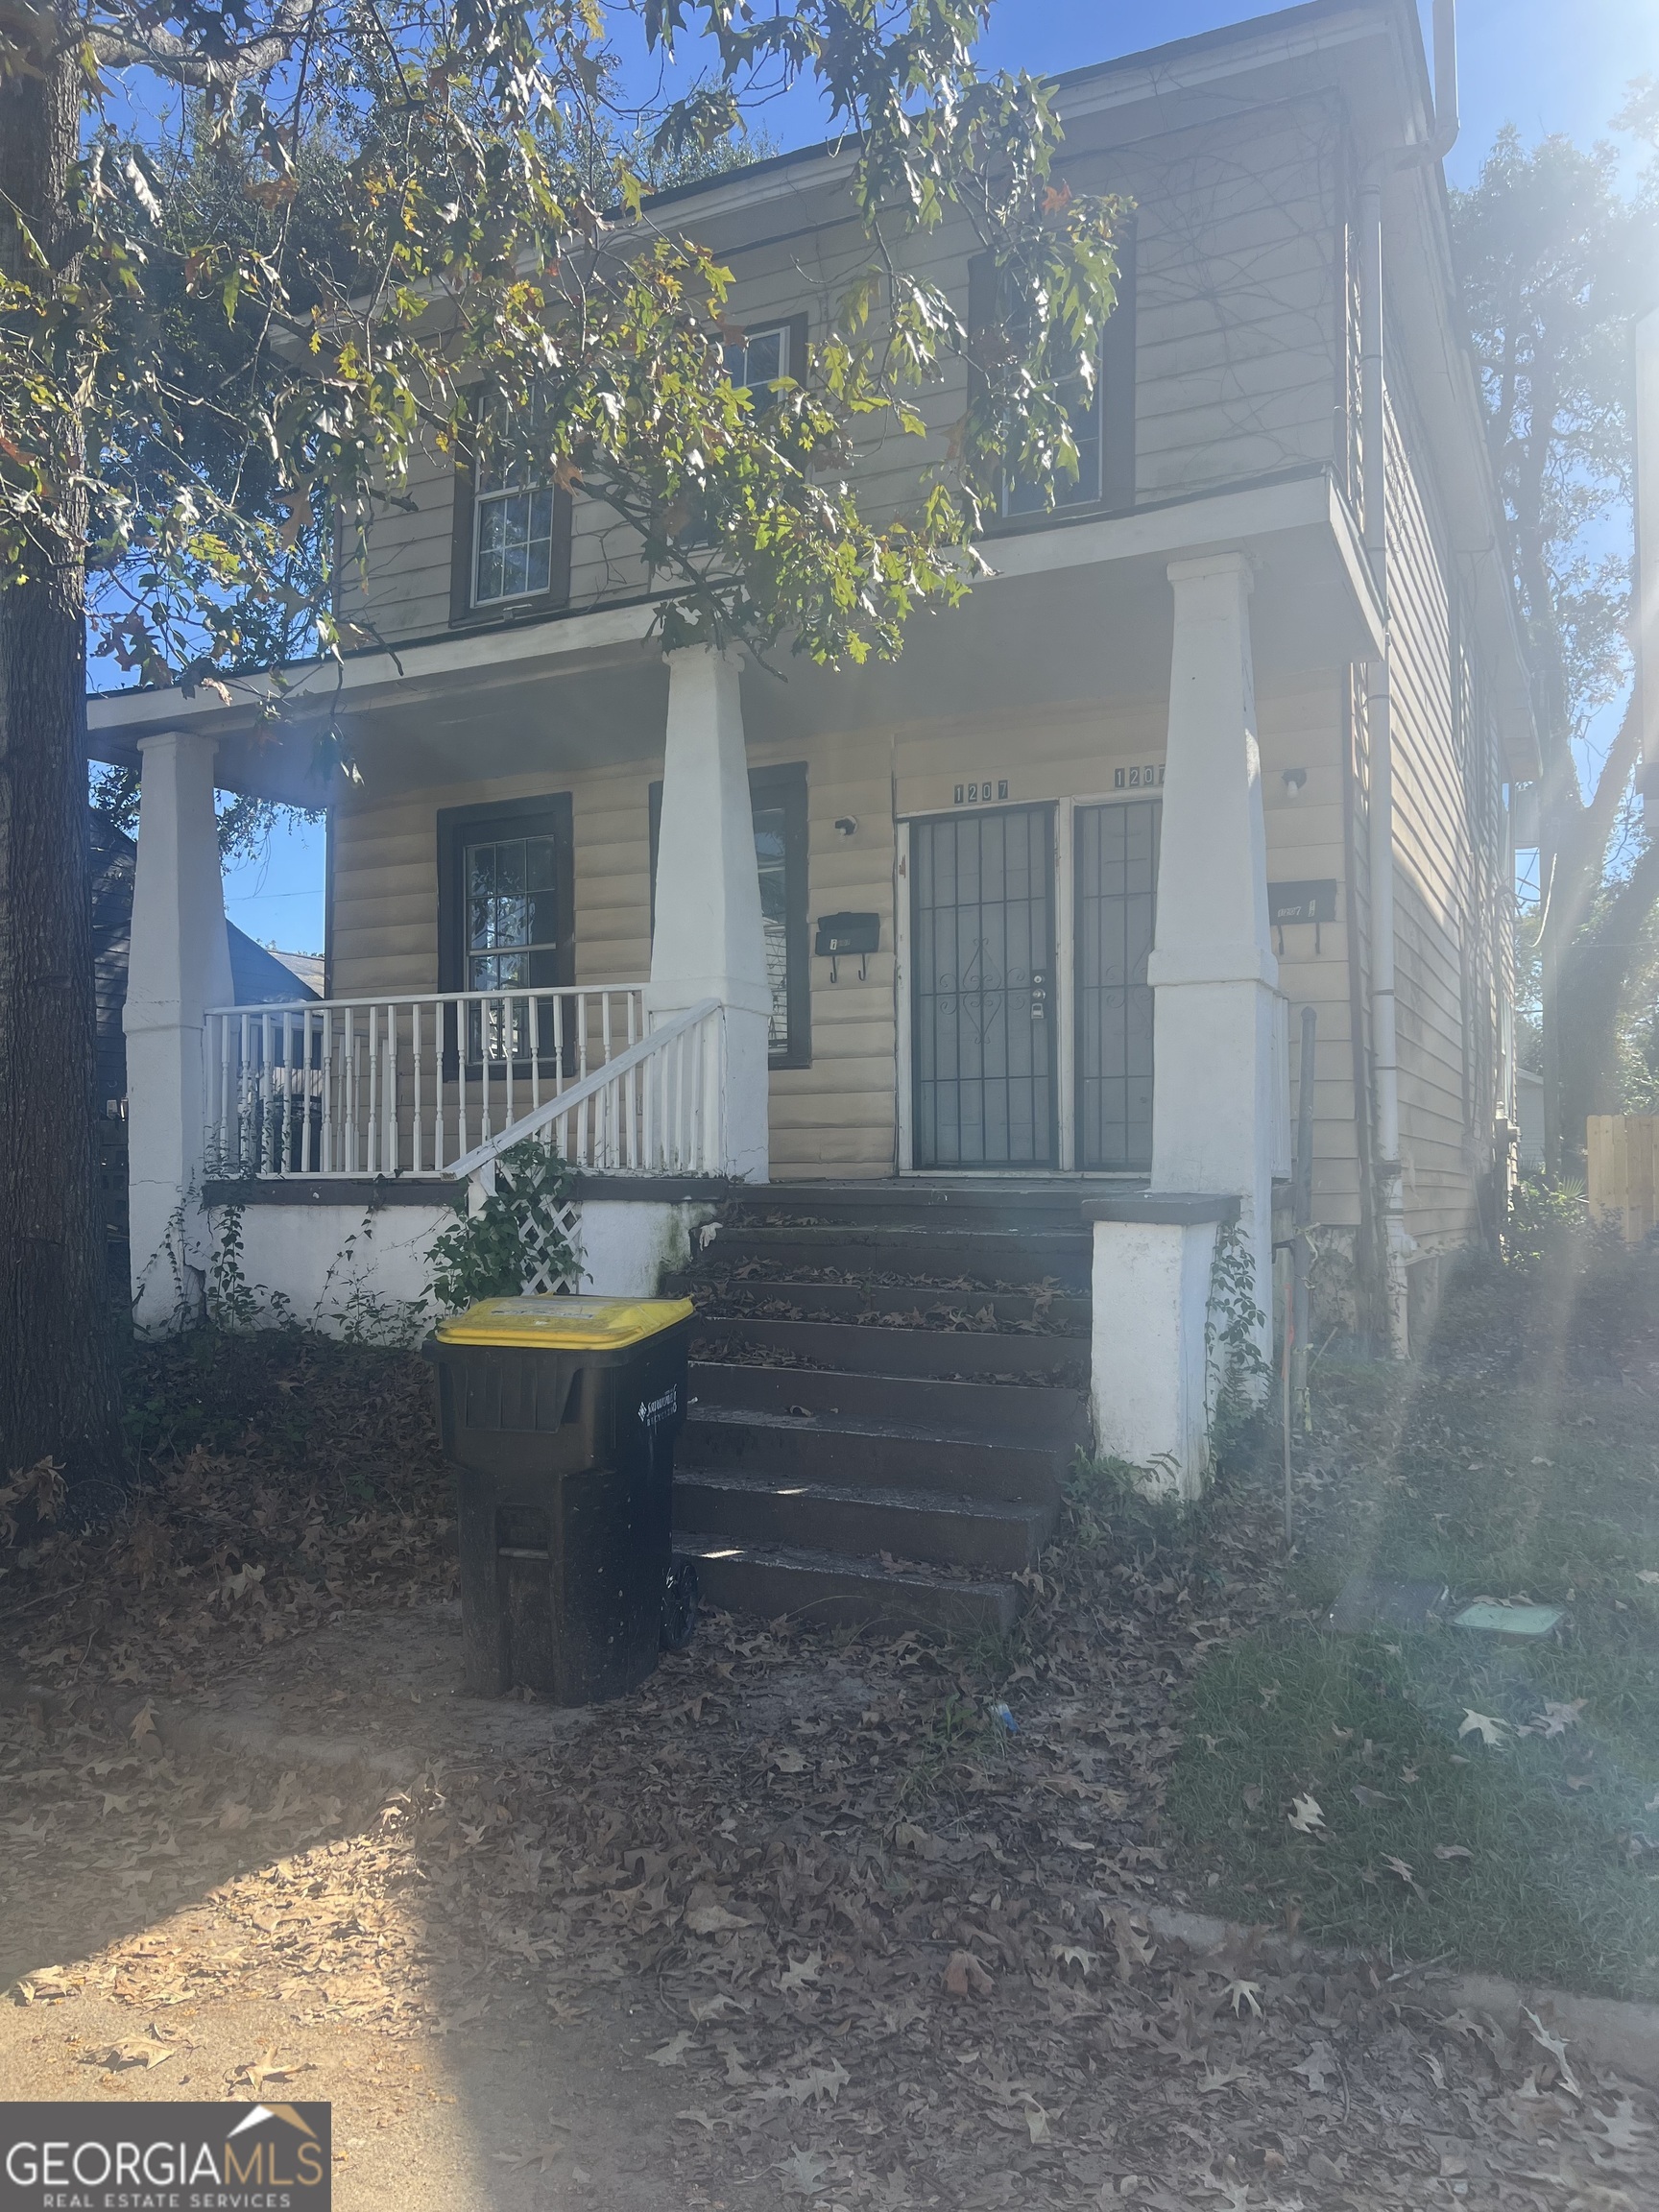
[448,408,574,628]
[436,794,576,1074]
[648,761,811,1071]
[471,477,560,611]
[723,313,809,401]
[969,220,1137,532]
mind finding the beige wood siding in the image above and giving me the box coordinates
[345,93,1346,649]
[1379,381,1489,1254]
[330,676,1366,1190]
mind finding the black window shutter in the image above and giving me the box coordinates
[447,440,478,628]
[782,310,809,386]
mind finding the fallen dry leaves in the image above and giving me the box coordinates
[3,1337,1659,2208]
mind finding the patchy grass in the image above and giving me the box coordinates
[1169,1623,1659,2000]
[1167,1233,1659,2000]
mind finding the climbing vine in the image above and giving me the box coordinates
[427,1140,579,1313]
[1205,1219,1270,1471]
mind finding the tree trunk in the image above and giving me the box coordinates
[0,12,126,1503]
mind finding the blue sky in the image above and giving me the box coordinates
[222,0,1659,954]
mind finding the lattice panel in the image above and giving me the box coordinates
[517,1197,584,1296]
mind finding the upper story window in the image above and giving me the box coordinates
[449,390,573,627]
[723,323,792,392]
[970,224,1137,527]
[474,465,557,608]
[1002,368,1105,518]
[722,314,808,400]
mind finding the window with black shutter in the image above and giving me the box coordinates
[449,389,574,626]
[968,222,1137,523]
[648,763,810,1070]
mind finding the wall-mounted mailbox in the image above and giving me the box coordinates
[1268,878,1338,954]
[814,911,880,981]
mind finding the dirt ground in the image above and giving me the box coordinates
[8,1587,1659,2207]
[5,1334,1659,2209]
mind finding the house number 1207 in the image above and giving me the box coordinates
[953,780,1010,805]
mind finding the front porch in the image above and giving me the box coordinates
[99,478,1380,1503]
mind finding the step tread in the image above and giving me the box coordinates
[713,1222,1090,1245]
[689,1358,1084,1401]
[676,1467,1051,1526]
[684,1400,1061,1445]
[678,1279,1092,1333]
[674,1528,1016,1594]
[689,1316,1089,1359]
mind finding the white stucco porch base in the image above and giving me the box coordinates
[205,1188,718,1340]
[1087,1194,1240,1503]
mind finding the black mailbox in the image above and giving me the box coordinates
[814,912,880,980]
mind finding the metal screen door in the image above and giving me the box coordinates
[1074,799,1160,1171]
[910,806,1056,1168]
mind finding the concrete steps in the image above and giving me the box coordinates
[671,1184,1100,1634]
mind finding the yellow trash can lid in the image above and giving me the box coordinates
[433,1293,694,1350]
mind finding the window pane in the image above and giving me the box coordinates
[724,325,787,394]
[527,889,560,947]
[1005,368,1104,515]
[474,488,555,604]
[461,823,565,1053]
[745,328,783,386]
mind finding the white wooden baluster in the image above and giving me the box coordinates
[214,1015,228,1172]
[409,1001,421,1175]
[342,1005,354,1173]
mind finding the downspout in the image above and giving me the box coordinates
[1357,0,1458,1357]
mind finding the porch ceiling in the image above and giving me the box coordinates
[87,468,1379,803]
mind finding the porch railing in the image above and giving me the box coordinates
[204,985,646,1179]
[452,997,726,1195]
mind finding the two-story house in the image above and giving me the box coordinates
[89,0,1535,1630]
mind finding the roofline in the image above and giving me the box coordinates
[637,0,1397,223]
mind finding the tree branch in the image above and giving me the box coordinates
[89,0,320,89]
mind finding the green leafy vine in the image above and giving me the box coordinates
[1206,1219,1270,1472]
[427,1140,579,1313]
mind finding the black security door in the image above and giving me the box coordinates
[1074,799,1159,1171]
[911,807,1056,1168]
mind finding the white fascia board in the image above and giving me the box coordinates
[1053,8,1390,123]
[87,598,661,743]
[635,9,1395,232]
[1638,311,1659,776]
[88,474,1382,751]
[980,472,1384,655]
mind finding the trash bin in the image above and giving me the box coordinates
[422,1294,697,1704]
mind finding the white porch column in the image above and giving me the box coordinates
[123,729,232,1330]
[1639,311,1658,816]
[1090,552,1277,1497]
[647,645,770,1181]
[1145,551,1279,1331]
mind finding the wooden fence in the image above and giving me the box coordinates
[1587,1115,1659,1242]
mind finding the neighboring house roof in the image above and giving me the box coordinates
[267,947,325,996]
[90,809,316,1106]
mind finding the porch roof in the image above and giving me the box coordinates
[87,468,1397,806]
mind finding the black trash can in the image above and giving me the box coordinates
[422,1294,696,1704]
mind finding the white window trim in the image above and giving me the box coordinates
[471,478,556,611]
[725,322,793,392]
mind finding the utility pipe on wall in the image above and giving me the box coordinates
[1357,0,1459,1357]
